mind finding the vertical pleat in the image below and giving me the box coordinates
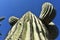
[25,21,30,40]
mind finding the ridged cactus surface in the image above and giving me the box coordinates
[5,2,58,40]
[5,11,49,40]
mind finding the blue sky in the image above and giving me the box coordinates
[0,0,60,40]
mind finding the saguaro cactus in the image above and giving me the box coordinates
[5,2,58,40]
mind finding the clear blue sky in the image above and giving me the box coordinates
[0,0,60,40]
